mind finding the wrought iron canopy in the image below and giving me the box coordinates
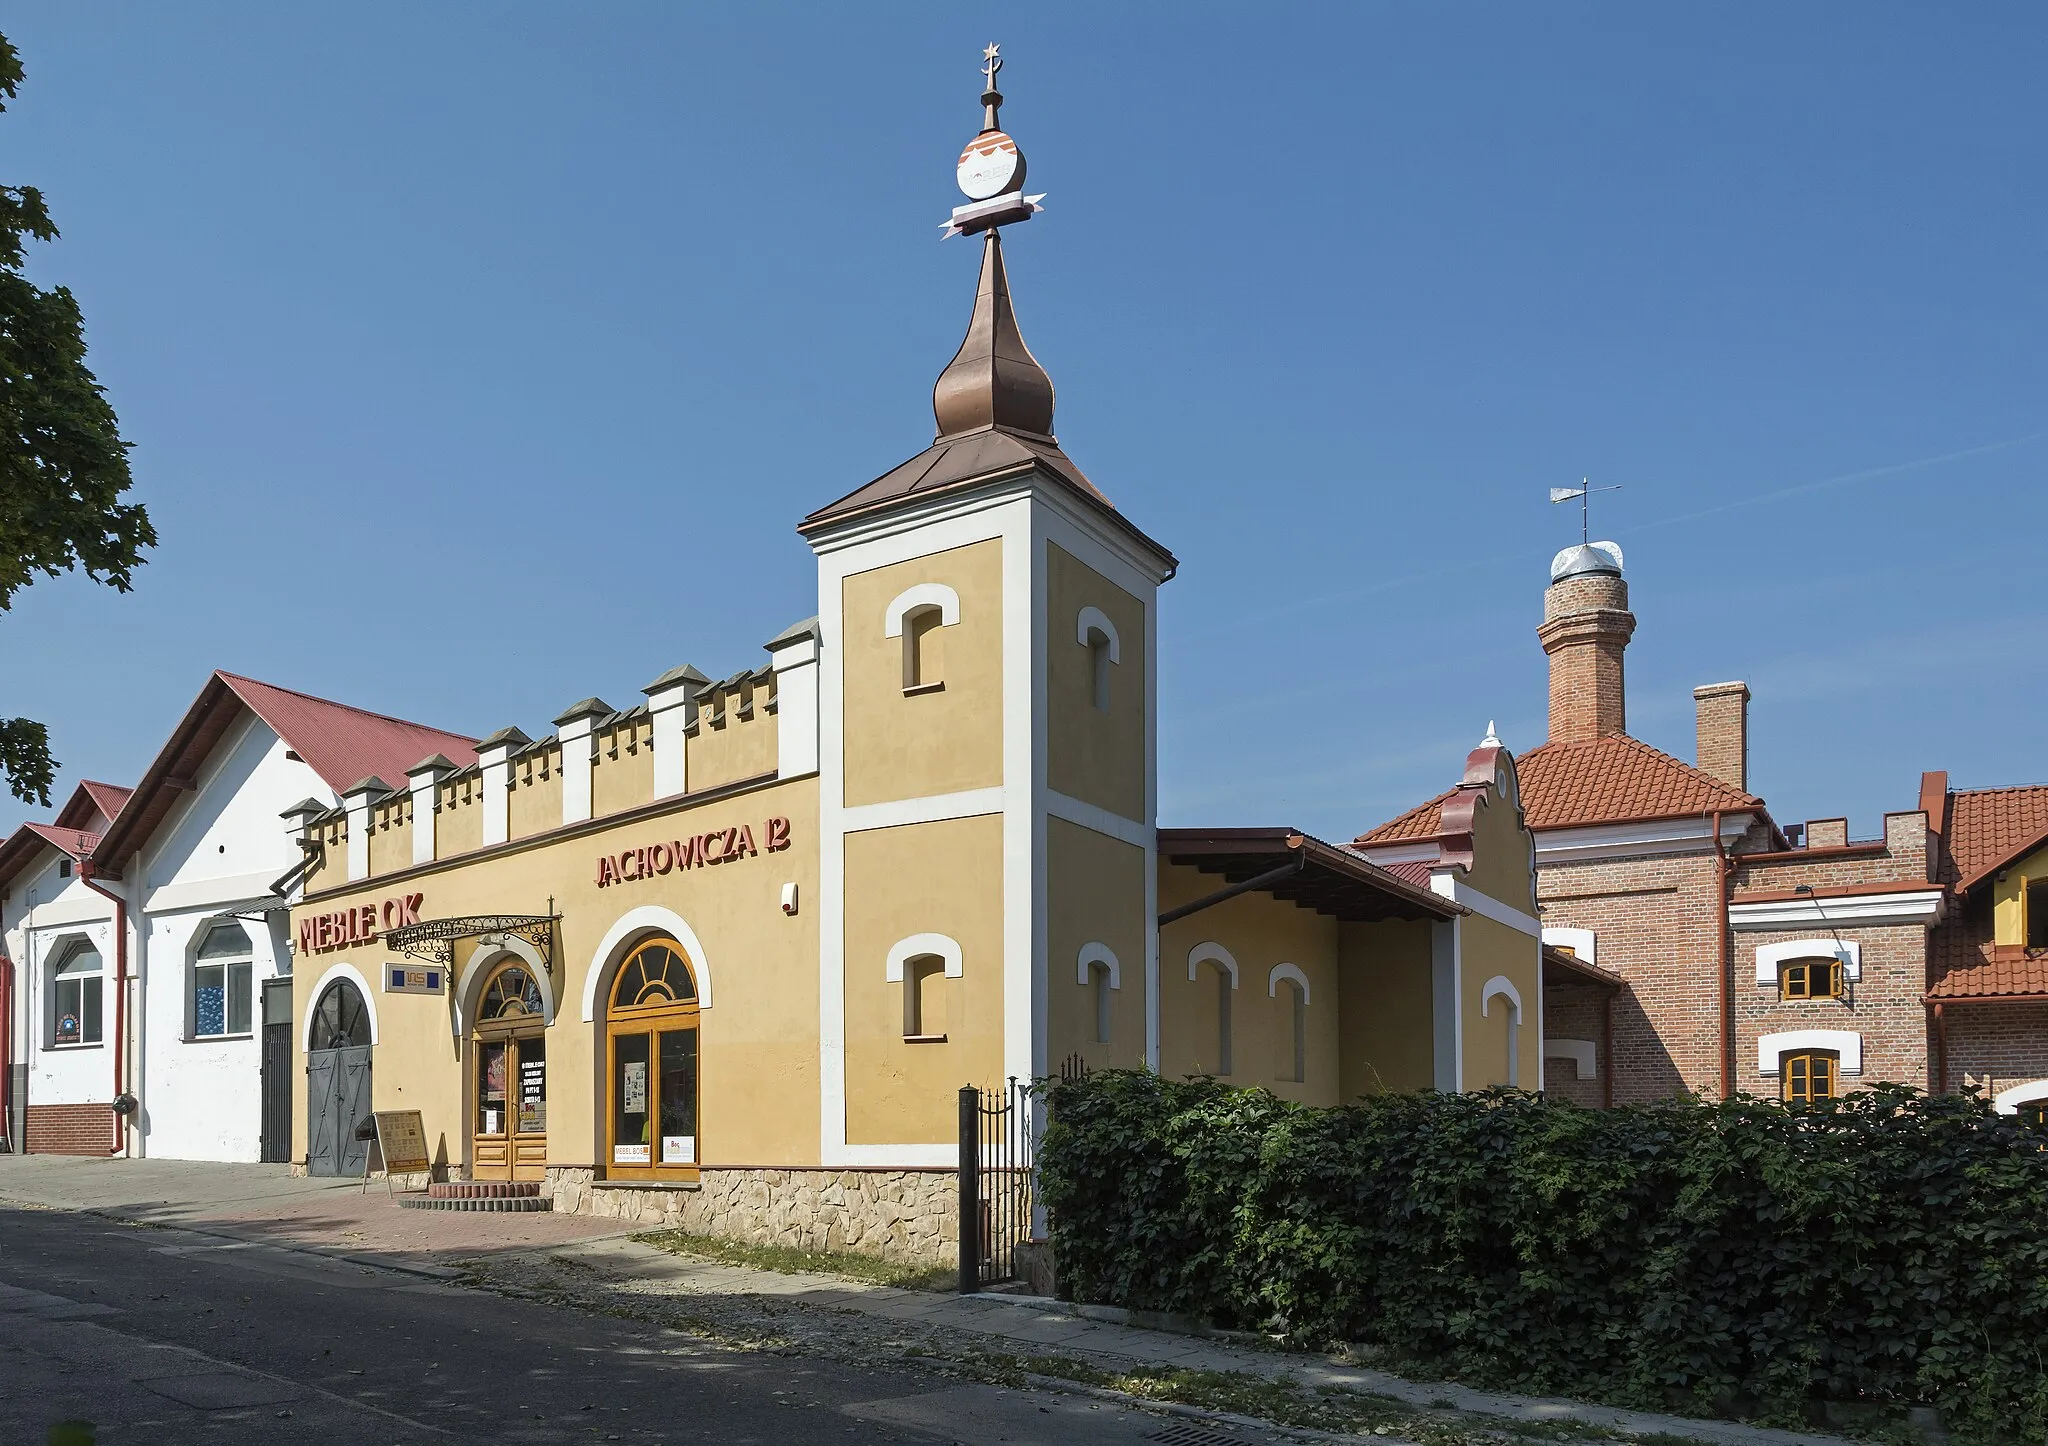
[381,913,557,967]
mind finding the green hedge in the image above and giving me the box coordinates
[1037,1073,2048,1443]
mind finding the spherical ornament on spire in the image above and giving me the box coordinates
[957,130,1025,201]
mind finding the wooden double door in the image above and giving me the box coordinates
[473,1029,546,1180]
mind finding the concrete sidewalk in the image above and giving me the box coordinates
[0,1154,637,1272]
[508,1234,1863,1446]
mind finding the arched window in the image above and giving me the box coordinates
[902,954,947,1039]
[1481,976,1523,1087]
[1779,957,1845,1001]
[885,583,960,695]
[1087,963,1114,1044]
[903,607,945,692]
[311,978,371,1051]
[1784,1050,1838,1104]
[480,963,545,1020]
[50,939,103,1046]
[1269,964,1310,1084]
[1076,607,1120,713]
[606,937,700,1178]
[1187,943,1238,1078]
[192,922,253,1039]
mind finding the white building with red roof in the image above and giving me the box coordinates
[1,672,472,1159]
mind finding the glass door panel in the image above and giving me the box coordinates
[516,1036,547,1135]
[658,1027,698,1166]
[477,1040,508,1137]
[612,1031,651,1165]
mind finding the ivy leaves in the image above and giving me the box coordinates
[1039,1076,2048,1445]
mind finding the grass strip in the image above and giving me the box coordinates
[632,1228,953,1292]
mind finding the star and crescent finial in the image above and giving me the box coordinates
[982,42,1003,92]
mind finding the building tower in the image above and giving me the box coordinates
[796,51,1177,1167]
[1538,542,1635,743]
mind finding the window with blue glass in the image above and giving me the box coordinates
[192,922,253,1039]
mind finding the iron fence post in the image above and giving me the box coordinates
[957,1084,979,1295]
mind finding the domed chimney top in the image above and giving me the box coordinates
[1548,540,1624,584]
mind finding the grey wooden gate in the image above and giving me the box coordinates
[260,977,294,1164]
[306,979,372,1177]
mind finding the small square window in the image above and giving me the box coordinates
[1784,1051,1838,1104]
[1780,958,1844,1001]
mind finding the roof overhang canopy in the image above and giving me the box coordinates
[1159,827,1463,924]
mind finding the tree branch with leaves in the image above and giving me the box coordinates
[0,32,154,807]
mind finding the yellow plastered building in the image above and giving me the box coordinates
[286,190,1549,1267]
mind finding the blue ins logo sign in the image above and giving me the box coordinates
[384,965,445,996]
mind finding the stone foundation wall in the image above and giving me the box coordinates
[545,1166,958,1264]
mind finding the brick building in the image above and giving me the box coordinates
[1356,541,2042,1111]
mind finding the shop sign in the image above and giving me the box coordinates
[519,1057,547,1134]
[370,1110,432,1175]
[384,964,444,995]
[298,893,424,955]
[596,816,791,889]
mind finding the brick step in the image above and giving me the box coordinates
[427,1180,541,1200]
[399,1195,553,1213]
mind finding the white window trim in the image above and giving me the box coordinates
[190,920,256,1040]
[1481,975,1524,1085]
[1754,938,1861,986]
[1993,1079,2048,1115]
[1758,1028,1861,1077]
[1541,926,1596,966]
[1076,941,1120,989]
[300,962,381,1051]
[46,932,105,1048]
[1186,941,1239,987]
[886,932,963,982]
[1544,1038,1598,1080]
[1267,961,1310,1004]
[883,583,960,638]
[580,906,716,1019]
[1076,606,1121,661]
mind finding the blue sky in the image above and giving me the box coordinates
[3,5,2043,843]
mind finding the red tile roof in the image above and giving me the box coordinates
[1944,784,2048,893]
[1359,733,1763,841]
[80,781,132,822]
[1377,859,1436,890]
[24,823,99,858]
[1927,952,2048,1001]
[216,672,477,794]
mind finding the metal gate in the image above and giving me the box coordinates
[306,1045,372,1177]
[259,978,293,1164]
[957,1079,1034,1293]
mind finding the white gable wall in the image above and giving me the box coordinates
[126,712,334,1161]
[5,850,118,1114]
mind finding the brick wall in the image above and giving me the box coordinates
[1693,682,1749,793]
[1729,814,1933,1096]
[1941,1001,2048,1102]
[1538,573,1634,744]
[1539,848,1726,1102]
[1541,979,1611,1106]
[25,1103,111,1155]
[1731,923,1929,1095]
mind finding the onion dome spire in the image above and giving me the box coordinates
[933,229,1055,440]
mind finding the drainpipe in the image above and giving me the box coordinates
[1709,810,1737,1099]
[0,953,12,1150]
[1601,986,1614,1110]
[1930,1002,1946,1096]
[76,862,130,1156]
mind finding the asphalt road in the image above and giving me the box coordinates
[0,1206,1227,1446]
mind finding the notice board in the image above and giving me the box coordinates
[371,1109,432,1176]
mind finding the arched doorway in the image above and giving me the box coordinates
[471,960,547,1181]
[306,978,372,1178]
[605,937,699,1181]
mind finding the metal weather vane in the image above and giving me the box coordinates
[942,42,1047,238]
[1549,477,1624,545]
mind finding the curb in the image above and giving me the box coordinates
[2,1196,467,1281]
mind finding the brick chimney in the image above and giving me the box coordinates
[1538,544,1635,743]
[1693,681,1750,792]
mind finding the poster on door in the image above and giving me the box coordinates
[518,1057,546,1134]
